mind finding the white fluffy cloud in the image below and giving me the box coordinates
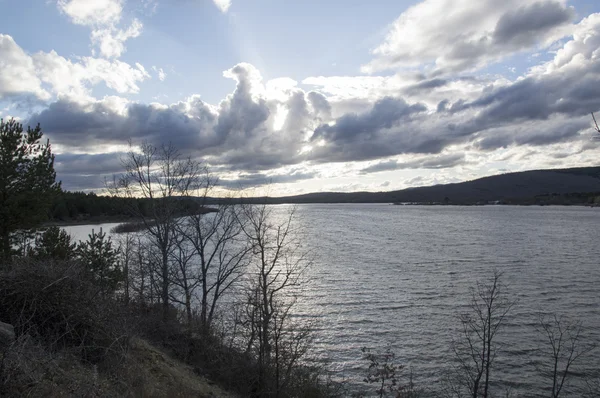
[57,0,123,26]
[0,35,50,100]
[0,35,150,103]
[212,0,232,13]
[364,0,574,74]
[529,13,600,75]
[90,19,143,58]
[34,52,150,101]
[57,0,142,58]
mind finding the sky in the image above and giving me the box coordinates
[1,0,600,195]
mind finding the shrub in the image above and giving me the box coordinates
[0,258,131,364]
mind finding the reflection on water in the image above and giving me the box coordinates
[65,204,600,394]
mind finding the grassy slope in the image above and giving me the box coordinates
[1,336,238,398]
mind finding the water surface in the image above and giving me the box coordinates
[66,205,600,395]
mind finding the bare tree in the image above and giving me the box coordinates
[451,271,516,398]
[108,141,205,321]
[178,178,252,330]
[238,204,312,397]
[169,232,198,324]
[536,314,593,398]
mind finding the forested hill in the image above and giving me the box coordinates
[239,166,600,205]
[49,167,600,222]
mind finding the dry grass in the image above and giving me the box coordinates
[0,334,238,397]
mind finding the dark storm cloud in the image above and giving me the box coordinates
[359,160,398,174]
[307,91,332,121]
[437,99,450,112]
[459,71,600,136]
[307,95,469,163]
[54,152,129,192]
[214,65,270,141]
[219,170,318,189]
[55,152,125,175]
[474,119,590,150]
[312,96,426,142]
[215,150,301,172]
[359,153,466,174]
[32,97,219,151]
[493,1,574,47]
[403,78,448,96]
[59,173,110,192]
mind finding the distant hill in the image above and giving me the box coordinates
[51,167,600,224]
[236,166,600,205]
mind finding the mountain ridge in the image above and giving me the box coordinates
[229,166,600,205]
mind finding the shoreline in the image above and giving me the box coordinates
[42,216,137,228]
[44,202,600,229]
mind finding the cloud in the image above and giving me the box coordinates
[34,51,150,99]
[30,63,325,173]
[152,66,167,81]
[313,97,426,142]
[219,170,318,189]
[90,19,143,58]
[308,96,432,162]
[448,14,600,140]
[55,152,126,176]
[360,153,467,174]
[53,151,130,191]
[492,1,573,46]
[32,95,219,152]
[0,35,49,101]
[363,0,574,74]
[212,0,232,13]
[57,0,123,26]
[23,5,600,191]
[57,0,142,58]
[0,35,150,104]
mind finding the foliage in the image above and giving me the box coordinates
[30,226,76,261]
[77,228,124,297]
[0,119,59,260]
[0,258,131,363]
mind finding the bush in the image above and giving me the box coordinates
[0,258,131,364]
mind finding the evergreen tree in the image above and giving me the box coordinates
[31,226,76,261]
[77,229,123,297]
[0,119,60,260]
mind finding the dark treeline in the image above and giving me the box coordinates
[48,191,218,223]
[48,167,600,222]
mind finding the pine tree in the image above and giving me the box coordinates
[0,119,60,260]
[77,229,124,297]
[31,226,76,261]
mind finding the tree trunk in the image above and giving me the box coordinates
[162,248,170,322]
[186,292,192,325]
[0,227,10,262]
